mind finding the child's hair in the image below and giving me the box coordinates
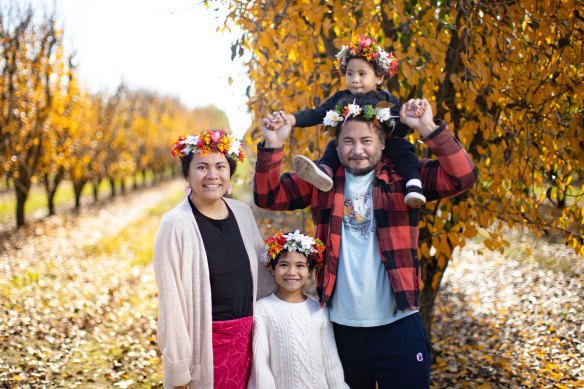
[334,35,398,80]
[265,230,325,271]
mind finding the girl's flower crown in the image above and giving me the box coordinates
[322,101,399,133]
[334,35,398,78]
[265,230,326,268]
[170,130,245,162]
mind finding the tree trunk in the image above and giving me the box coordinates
[44,169,64,216]
[419,255,448,346]
[142,170,147,187]
[119,178,126,194]
[14,172,32,228]
[72,179,87,210]
[109,177,116,197]
[92,177,101,203]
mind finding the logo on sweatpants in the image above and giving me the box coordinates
[416,352,424,362]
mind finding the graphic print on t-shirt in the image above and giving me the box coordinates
[343,192,374,238]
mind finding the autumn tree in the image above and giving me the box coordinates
[42,53,77,215]
[0,5,66,227]
[216,0,584,337]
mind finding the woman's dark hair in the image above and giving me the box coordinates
[334,91,388,140]
[180,152,237,178]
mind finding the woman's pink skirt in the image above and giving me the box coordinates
[212,316,253,389]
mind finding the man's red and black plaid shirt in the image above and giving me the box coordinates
[254,123,478,311]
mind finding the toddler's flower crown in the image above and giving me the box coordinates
[265,230,326,269]
[334,35,398,78]
[322,101,399,132]
[170,129,245,162]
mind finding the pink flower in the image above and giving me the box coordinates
[210,131,221,142]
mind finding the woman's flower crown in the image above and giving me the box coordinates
[170,130,245,162]
[265,230,326,268]
[334,35,398,78]
[322,101,398,132]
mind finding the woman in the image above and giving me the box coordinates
[153,130,275,389]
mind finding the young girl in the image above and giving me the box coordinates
[248,230,349,389]
[267,35,426,207]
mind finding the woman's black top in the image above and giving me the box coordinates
[189,198,253,321]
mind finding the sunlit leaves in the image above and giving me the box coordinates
[1,5,230,226]
[215,0,583,341]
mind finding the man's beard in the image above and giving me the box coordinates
[344,148,383,176]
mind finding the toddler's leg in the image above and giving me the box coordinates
[292,139,337,192]
[385,137,426,207]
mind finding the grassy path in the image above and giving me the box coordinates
[0,180,183,388]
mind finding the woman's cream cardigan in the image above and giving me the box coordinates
[153,196,276,389]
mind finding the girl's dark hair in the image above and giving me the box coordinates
[343,55,389,80]
[180,152,237,178]
[334,91,388,140]
[267,244,317,271]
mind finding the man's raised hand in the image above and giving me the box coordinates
[399,99,439,137]
[262,111,292,148]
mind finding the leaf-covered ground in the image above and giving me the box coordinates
[0,182,184,388]
[1,182,583,388]
[432,234,584,388]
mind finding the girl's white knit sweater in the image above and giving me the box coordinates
[248,293,349,389]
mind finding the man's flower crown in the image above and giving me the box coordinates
[334,35,398,78]
[265,230,326,268]
[170,130,245,162]
[322,101,398,132]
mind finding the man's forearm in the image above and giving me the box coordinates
[416,120,440,138]
[263,139,285,148]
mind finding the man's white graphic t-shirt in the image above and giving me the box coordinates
[329,170,416,326]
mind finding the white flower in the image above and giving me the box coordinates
[335,46,348,60]
[283,230,317,256]
[183,135,199,145]
[375,107,391,123]
[228,138,241,157]
[323,110,343,127]
[181,135,199,155]
[378,49,391,70]
[346,104,362,117]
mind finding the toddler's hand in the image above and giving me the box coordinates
[404,99,426,118]
[266,111,285,131]
[262,110,292,148]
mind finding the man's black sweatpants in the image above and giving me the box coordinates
[333,312,431,389]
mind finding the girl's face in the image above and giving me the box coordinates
[270,251,310,298]
[345,57,384,94]
[186,151,231,206]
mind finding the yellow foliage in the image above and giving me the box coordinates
[216,0,584,307]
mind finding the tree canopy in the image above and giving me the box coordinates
[0,5,230,226]
[215,0,584,332]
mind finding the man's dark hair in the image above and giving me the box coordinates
[334,91,388,140]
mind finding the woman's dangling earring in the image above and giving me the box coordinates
[227,185,232,195]
[185,183,192,195]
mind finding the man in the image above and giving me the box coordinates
[254,92,477,388]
